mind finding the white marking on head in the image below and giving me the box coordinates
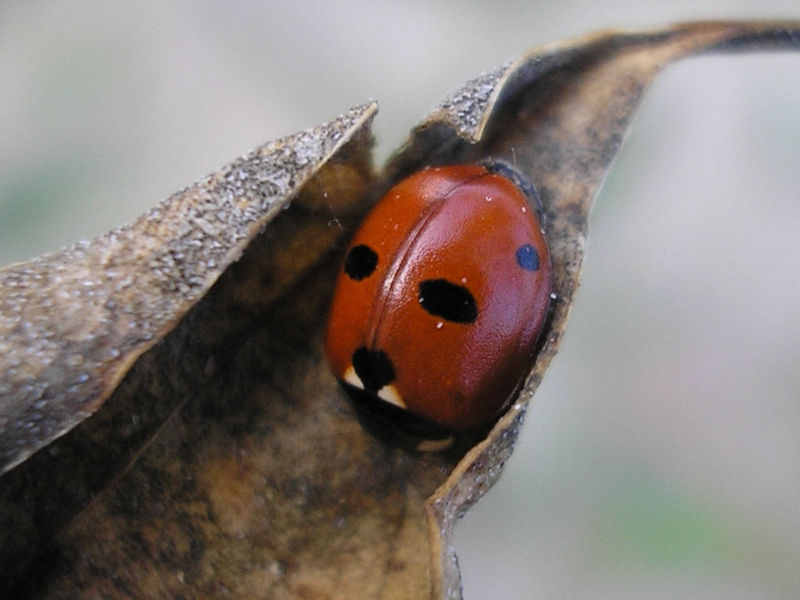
[343,367,406,409]
[343,365,363,389]
[378,384,406,409]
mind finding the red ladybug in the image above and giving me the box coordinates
[325,162,552,449]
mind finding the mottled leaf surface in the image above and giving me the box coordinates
[1,20,798,600]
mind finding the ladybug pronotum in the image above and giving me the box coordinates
[325,162,552,450]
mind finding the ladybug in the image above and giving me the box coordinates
[325,162,552,450]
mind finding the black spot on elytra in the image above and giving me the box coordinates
[418,279,478,323]
[352,347,395,392]
[515,244,541,271]
[344,244,378,281]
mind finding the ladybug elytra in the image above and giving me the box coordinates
[325,162,552,449]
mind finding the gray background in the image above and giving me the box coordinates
[2,2,799,598]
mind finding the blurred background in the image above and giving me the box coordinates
[2,1,799,598]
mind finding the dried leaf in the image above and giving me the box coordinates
[0,104,377,590]
[1,20,798,600]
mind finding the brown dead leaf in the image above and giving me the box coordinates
[1,20,798,600]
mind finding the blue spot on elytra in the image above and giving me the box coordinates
[515,244,540,271]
